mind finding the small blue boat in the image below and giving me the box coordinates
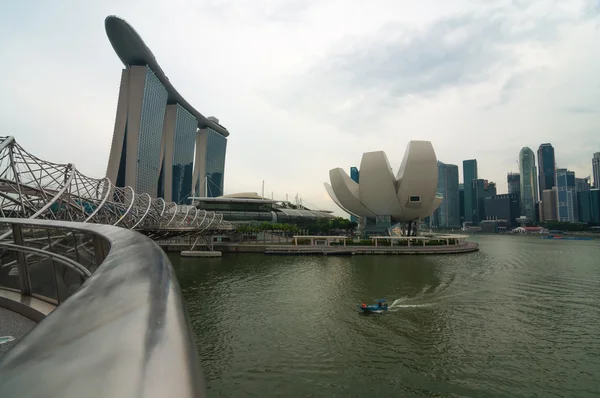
[358,299,388,313]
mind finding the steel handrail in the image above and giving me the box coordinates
[0,218,205,398]
[0,242,92,277]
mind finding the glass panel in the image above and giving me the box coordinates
[27,254,57,301]
[54,260,83,303]
[73,232,97,274]
[0,249,20,291]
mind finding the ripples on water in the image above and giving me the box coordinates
[171,235,600,397]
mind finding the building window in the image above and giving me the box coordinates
[409,195,421,202]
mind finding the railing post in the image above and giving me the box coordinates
[12,223,31,296]
[93,235,106,266]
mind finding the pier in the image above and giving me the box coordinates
[264,242,478,255]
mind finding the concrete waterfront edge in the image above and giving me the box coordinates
[160,242,478,255]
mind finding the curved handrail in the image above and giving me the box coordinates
[0,218,205,398]
[0,242,92,277]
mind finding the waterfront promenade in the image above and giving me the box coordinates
[264,241,478,255]
[159,241,479,255]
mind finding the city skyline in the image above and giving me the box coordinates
[2,1,600,216]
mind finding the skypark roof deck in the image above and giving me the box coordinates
[105,15,229,137]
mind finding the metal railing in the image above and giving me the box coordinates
[0,218,206,398]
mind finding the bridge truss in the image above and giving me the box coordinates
[0,136,233,239]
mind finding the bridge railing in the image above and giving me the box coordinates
[0,218,206,398]
[0,221,108,305]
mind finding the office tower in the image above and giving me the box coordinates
[462,160,478,223]
[349,167,359,222]
[104,16,230,200]
[556,168,577,222]
[458,183,465,224]
[537,143,555,198]
[593,152,600,189]
[192,122,228,197]
[473,179,496,224]
[519,147,538,220]
[436,162,460,228]
[576,177,591,193]
[541,188,558,222]
[578,189,600,224]
[507,172,520,201]
[484,194,520,226]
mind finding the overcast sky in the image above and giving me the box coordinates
[1,0,600,216]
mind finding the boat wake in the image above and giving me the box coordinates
[387,298,432,311]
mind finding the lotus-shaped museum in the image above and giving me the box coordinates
[324,141,443,225]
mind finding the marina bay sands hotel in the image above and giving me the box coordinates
[104,15,228,203]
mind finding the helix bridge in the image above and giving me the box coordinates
[0,136,233,241]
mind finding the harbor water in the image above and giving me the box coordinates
[170,234,600,397]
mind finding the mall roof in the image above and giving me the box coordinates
[190,197,277,204]
[104,15,229,137]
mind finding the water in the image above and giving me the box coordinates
[170,235,600,397]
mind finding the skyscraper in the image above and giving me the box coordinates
[473,179,496,223]
[484,194,520,226]
[350,167,360,184]
[192,121,228,197]
[507,172,521,196]
[462,159,478,223]
[578,189,600,224]
[576,177,591,193]
[541,188,558,222]
[537,143,555,199]
[458,183,465,224]
[436,162,460,228]
[592,152,600,189]
[556,168,577,222]
[349,167,359,222]
[106,65,168,196]
[519,147,538,221]
[158,104,198,203]
[104,16,230,200]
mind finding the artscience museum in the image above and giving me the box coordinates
[324,141,443,236]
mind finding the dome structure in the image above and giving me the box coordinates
[324,141,443,224]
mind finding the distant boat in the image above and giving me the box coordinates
[542,235,592,241]
[358,299,388,313]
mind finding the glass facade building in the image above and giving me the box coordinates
[205,128,227,197]
[436,162,460,228]
[519,147,538,222]
[576,177,591,193]
[507,172,520,195]
[556,168,577,222]
[170,106,197,204]
[462,159,478,223]
[350,167,359,222]
[473,179,496,224]
[194,128,228,198]
[135,68,168,195]
[484,194,520,226]
[458,183,465,224]
[593,152,600,189]
[577,189,600,224]
[537,143,555,198]
[105,16,230,203]
[110,66,169,196]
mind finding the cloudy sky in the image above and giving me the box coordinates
[2,0,600,215]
